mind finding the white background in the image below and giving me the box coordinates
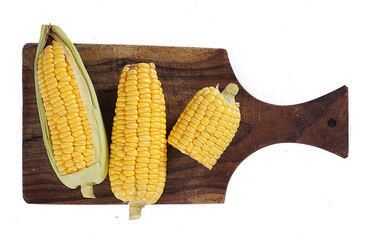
[2,0,372,239]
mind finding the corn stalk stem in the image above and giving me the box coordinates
[81,183,95,198]
[129,201,145,220]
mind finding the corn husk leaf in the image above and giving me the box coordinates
[34,25,108,198]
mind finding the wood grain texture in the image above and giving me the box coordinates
[22,43,348,204]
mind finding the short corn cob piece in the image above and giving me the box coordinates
[168,83,240,169]
[34,25,108,198]
[109,63,167,220]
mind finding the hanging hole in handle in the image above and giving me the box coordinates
[328,118,337,128]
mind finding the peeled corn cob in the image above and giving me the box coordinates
[34,25,108,198]
[109,63,167,220]
[168,83,240,169]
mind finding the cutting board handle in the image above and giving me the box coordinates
[239,85,348,158]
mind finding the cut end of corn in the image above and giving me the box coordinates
[109,63,167,219]
[37,40,96,176]
[168,83,241,169]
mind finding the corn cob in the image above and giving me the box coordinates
[109,63,167,220]
[34,25,108,198]
[168,83,240,169]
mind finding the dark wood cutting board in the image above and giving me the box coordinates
[22,43,348,204]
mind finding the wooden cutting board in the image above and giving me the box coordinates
[22,43,348,204]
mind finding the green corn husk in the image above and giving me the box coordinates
[34,25,108,198]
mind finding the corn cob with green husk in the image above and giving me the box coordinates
[34,25,108,198]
